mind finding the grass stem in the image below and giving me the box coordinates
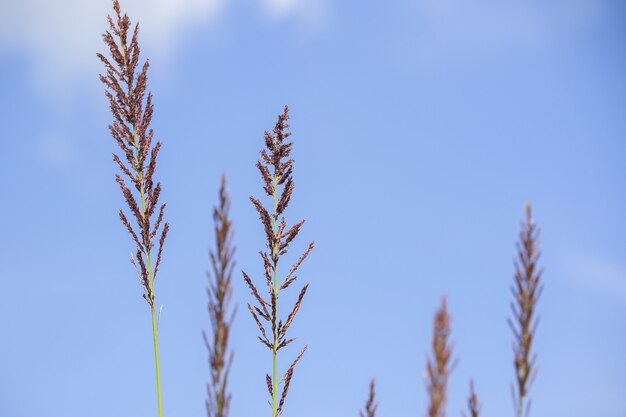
[271,170,278,417]
[150,303,163,417]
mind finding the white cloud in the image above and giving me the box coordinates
[258,0,329,29]
[261,0,300,18]
[413,0,604,44]
[0,0,225,89]
[406,0,607,64]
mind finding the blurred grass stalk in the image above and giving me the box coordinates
[509,204,543,417]
[359,379,378,417]
[463,380,480,417]
[204,175,236,417]
[426,296,453,417]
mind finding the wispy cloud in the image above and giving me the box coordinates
[261,0,301,18]
[0,0,225,90]
[405,0,606,66]
[258,0,329,29]
[412,0,604,45]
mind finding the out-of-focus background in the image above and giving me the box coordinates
[1,1,625,416]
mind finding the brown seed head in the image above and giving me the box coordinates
[204,175,236,417]
[462,380,481,417]
[98,0,168,306]
[242,106,313,416]
[426,296,453,417]
[508,203,543,416]
[359,379,378,417]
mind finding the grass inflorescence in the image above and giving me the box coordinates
[204,175,237,417]
[98,1,169,416]
[463,380,481,417]
[425,296,453,417]
[243,106,314,417]
[508,203,543,417]
[359,379,378,417]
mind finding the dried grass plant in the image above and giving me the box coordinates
[243,106,314,417]
[98,1,169,416]
[203,175,236,417]
[425,296,453,417]
[462,381,480,417]
[508,203,543,417]
[359,379,378,417]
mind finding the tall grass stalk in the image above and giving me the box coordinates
[359,379,378,417]
[463,380,480,417]
[243,106,314,417]
[425,296,453,417]
[508,203,543,417]
[203,175,236,417]
[98,1,169,416]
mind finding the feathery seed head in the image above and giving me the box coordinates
[359,379,378,417]
[243,106,313,417]
[509,203,543,417]
[99,0,168,306]
[205,175,236,417]
[426,296,453,417]
[463,380,481,417]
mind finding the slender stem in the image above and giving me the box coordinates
[517,396,523,417]
[148,254,163,417]
[151,311,163,417]
[215,354,223,416]
[271,172,278,417]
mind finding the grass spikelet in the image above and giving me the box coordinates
[426,296,453,417]
[243,106,314,417]
[508,203,543,417]
[359,379,378,417]
[203,175,236,417]
[462,380,480,417]
[97,1,168,416]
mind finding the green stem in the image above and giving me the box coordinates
[148,253,163,417]
[271,173,278,417]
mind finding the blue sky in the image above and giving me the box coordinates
[0,1,625,417]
